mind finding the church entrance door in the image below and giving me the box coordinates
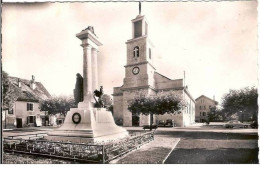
[132,113,140,126]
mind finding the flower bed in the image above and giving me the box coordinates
[3,131,154,163]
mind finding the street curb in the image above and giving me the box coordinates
[162,138,180,164]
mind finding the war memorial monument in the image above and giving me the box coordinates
[47,26,129,143]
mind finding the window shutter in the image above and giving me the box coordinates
[34,116,36,124]
[27,103,30,111]
[27,116,29,124]
[30,104,33,111]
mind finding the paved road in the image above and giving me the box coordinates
[162,126,258,164]
[2,125,259,164]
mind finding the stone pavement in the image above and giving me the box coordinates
[110,135,180,164]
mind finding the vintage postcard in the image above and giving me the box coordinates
[0,0,258,165]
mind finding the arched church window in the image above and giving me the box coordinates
[133,46,139,57]
[149,48,152,59]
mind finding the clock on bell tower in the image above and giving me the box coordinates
[123,10,156,90]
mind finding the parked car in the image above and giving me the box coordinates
[224,120,250,128]
[165,119,174,127]
[157,120,166,127]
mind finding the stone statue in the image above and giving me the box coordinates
[83,26,96,36]
[74,73,83,104]
[93,86,104,108]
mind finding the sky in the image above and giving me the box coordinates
[2,1,258,104]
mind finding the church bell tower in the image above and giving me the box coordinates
[123,3,156,90]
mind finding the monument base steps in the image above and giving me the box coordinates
[46,107,129,144]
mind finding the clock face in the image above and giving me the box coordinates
[72,113,81,124]
[132,67,140,75]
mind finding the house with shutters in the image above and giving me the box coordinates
[2,75,51,128]
[195,95,218,123]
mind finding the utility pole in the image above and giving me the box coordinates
[5,110,7,129]
[184,71,186,87]
[139,1,141,15]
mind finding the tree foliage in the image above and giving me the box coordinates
[128,91,187,130]
[207,106,226,122]
[128,91,187,116]
[2,71,22,110]
[221,86,258,122]
[101,94,113,114]
[40,96,77,115]
[101,94,113,107]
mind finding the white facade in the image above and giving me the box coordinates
[3,101,45,128]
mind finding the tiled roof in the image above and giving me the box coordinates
[195,95,218,104]
[8,76,51,102]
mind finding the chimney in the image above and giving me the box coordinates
[213,95,215,101]
[18,79,21,88]
[30,75,36,89]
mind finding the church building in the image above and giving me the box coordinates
[112,6,195,127]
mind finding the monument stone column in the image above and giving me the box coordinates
[91,48,98,93]
[82,44,93,105]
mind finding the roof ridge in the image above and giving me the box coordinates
[8,75,51,101]
[154,71,172,81]
[195,95,218,103]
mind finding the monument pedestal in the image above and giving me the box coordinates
[47,101,129,143]
[47,27,128,144]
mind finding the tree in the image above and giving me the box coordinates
[207,106,226,123]
[128,91,187,130]
[2,71,22,110]
[221,87,258,123]
[40,96,77,116]
[101,94,112,107]
[101,94,113,114]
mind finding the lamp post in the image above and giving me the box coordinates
[239,110,243,123]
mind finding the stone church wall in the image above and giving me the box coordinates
[124,67,149,88]
[122,88,156,126]
[123,89,147,126]
[113,95,123,122]
[155,89,195,127]
[156,79,183,90]
[126,38,147,64]
[155,89,184,127]
[182,91,196,126]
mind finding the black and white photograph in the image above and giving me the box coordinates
[0,0,259,165]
